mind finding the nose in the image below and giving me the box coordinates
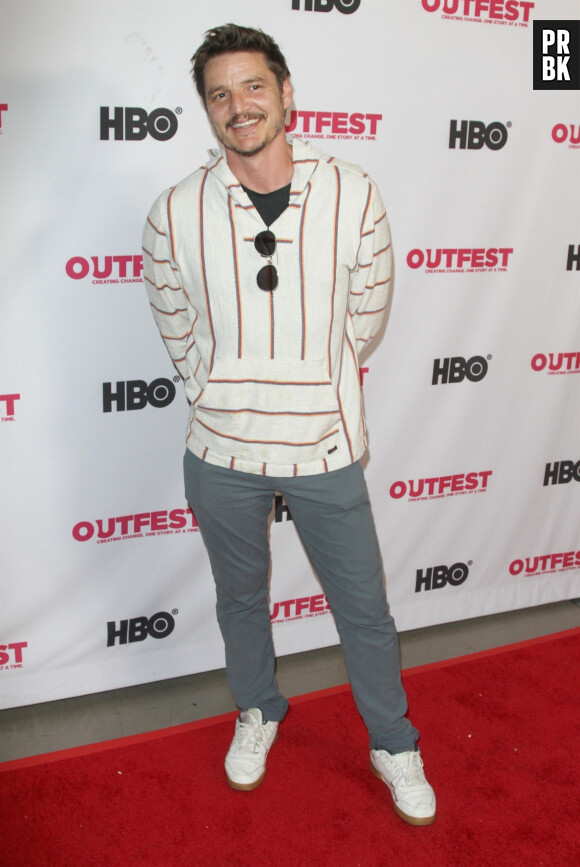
[229,88,248,116]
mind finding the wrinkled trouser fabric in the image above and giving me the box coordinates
[184,449,418,753]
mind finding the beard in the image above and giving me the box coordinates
[213,102,287,157]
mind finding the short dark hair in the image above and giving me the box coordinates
[191,23,291,105]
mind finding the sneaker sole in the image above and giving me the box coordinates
[370,761,436,826]
[226,770,267,791]
[225,730,279,792]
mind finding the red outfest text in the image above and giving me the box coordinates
[531,353,580,374]
[285,110,382,139]
[390,471,492,500]
[66,255,143,283]
[72,508,198,542]
[421,0,534,24]
[552,124,580,146]
[509,551,580,576]
[270,594,331,622]
[1,394,20,418]
[407,248,513,271]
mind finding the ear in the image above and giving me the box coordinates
[282,76,293,110]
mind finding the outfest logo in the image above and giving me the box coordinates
[0,642,27,671]
[552,124,580,148]
[72,508,199,544]
[66,255,143,284]
[407,247,513,273]
[390,470,492,502]
[285,110,382,141]
[531,353,580,375]
[509,550,580,577]
[420,0,534,26]
[271,593,331,623]
[1,393,20,422]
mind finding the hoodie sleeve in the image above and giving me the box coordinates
[142,189,200,405]
[348,180,393,352]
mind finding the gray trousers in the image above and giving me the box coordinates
[184,449,418,753]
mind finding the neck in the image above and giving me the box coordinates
[225,135,293,193]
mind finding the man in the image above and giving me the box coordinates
[143,23,436,826]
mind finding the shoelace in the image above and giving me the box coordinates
[398,752,427,787]
[234,717,268,754]
[381,751,426,788]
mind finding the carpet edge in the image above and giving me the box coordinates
[2,626,578,773]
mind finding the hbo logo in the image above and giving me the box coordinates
[103,378,176,412]
[432,356,488,385]
[415,563,469,593]
[449,120,508,150]
[107,611,176,647]
[100,107,178,141]
[543,460,580,486]
[291,0,361,12]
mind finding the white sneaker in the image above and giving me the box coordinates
[370,748,436,825]
[225,708,279,790]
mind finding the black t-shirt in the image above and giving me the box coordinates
[242,183,291,227]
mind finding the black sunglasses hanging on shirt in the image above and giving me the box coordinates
[254,230,278,292]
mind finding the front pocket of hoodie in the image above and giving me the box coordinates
[192,357,341,463]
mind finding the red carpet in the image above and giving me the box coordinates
[1,629,579,866]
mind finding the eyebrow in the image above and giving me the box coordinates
[206,75,269,99]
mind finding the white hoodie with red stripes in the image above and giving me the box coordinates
[142,136,392,477]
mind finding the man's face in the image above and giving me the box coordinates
[204,51,291,158]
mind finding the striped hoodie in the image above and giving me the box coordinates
[142,136,392,477]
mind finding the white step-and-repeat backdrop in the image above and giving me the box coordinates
[1,0,579,709]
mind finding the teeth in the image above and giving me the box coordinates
[232,119,259,129]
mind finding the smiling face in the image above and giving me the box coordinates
[204,51,292,158]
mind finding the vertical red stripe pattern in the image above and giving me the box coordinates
[298,183,312,360]
[327,167,341,375]
[199,170,216,372]
[228,196,243,359]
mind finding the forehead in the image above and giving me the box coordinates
[204,51,276,92]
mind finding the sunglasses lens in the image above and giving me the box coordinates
[254,230,276,257]
[257,264,278,292]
